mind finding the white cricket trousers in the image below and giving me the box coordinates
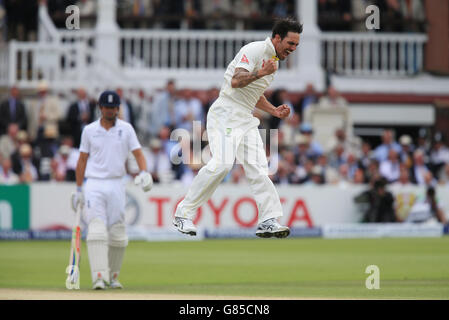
[175,97,283,224]
[84,177,126,226]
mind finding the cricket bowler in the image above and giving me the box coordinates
[72,90,153,289]
[173,18,303,238]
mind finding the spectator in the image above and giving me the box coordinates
[299,123,323,159]
[76,0,96,28]
[415,127,431,157]
[353,168,366,184]
[390,167,415,222]
[327,143,346,170]
[379,149,401,183]
[405,186,448,224]
[423,170,437,188]
[13,143,38,183]
[376,0,403,32]
[185,0,203,29]
[364,159,381,184]
[0,157,19,185]
[399,0,426,32]
[66,87,96,148]
[398,134,414,169]
[278,112,300,148]
[201,0,232,30]
[0,123,19,160]
[428,132,449,181]
[271,0,290,19]
[439,163,449,185]
[373,129,402,162]
[272,159,296,185]
[149,79,177,136]
[351,0,376,31]
[318,0,352,31]
[325,127,362,157]
[143,138,173,183]
[133,88,151,141]
[296,83,318,120]
[359,141,373,171]
[410,149,431,185]
[234,0,260,29]
[28,80,62,143]
[117,88,137,131]
[307,165,325,185]
[346,152,360,181]
[317,85,348,110]
[50,144,72,181]
[316,154,339,184]
[0,86,28,135]
[174,88,203,132]
[391,166,413,187]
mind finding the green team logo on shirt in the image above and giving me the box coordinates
[226,128,232,136]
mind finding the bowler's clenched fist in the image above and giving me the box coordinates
[275,104,290,119]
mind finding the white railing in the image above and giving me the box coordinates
[119,30,296,71]
[7,41,88,88]
[321,32,428,76]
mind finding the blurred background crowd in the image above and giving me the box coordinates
[1,79,448,196]
[0,0,426,42]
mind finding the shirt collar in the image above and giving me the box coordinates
[265,37,277,59]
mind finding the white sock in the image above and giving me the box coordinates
[87,240,110,284]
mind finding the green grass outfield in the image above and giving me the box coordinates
[1,237,449,299]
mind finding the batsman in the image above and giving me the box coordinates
[174,18,303,238]
[72,90,153,290]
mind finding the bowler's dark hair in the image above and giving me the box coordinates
[272,18,303,39]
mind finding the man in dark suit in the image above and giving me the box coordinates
[66,87,96,148]
[0,86,28,135]
[116,87,136,132]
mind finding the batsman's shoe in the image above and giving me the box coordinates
[256,218,290,238]
[173,217,197,236]
[92,279,107,290]
[109,279,124,289]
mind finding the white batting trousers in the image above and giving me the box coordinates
[175,97,283,224]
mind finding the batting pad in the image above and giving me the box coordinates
[87,218,110,284]
[108,222,128,281]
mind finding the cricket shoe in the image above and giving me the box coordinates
[173,217,197,236]
[92,279,107,290]
[255,218,290,238]
[109,279,124,289]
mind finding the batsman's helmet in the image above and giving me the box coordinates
[98,90,120,107]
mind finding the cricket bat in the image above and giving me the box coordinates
[66,204,82,290]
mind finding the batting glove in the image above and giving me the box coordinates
[134,171,153,192]
[71,187,85,212]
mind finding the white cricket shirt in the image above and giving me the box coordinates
[219,37,279,112]
[79,119,141,179]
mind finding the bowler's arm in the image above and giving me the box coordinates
[231,58,277,88]
[255,95,291,119]
[255,95,277,115]
[231,68,261,88]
